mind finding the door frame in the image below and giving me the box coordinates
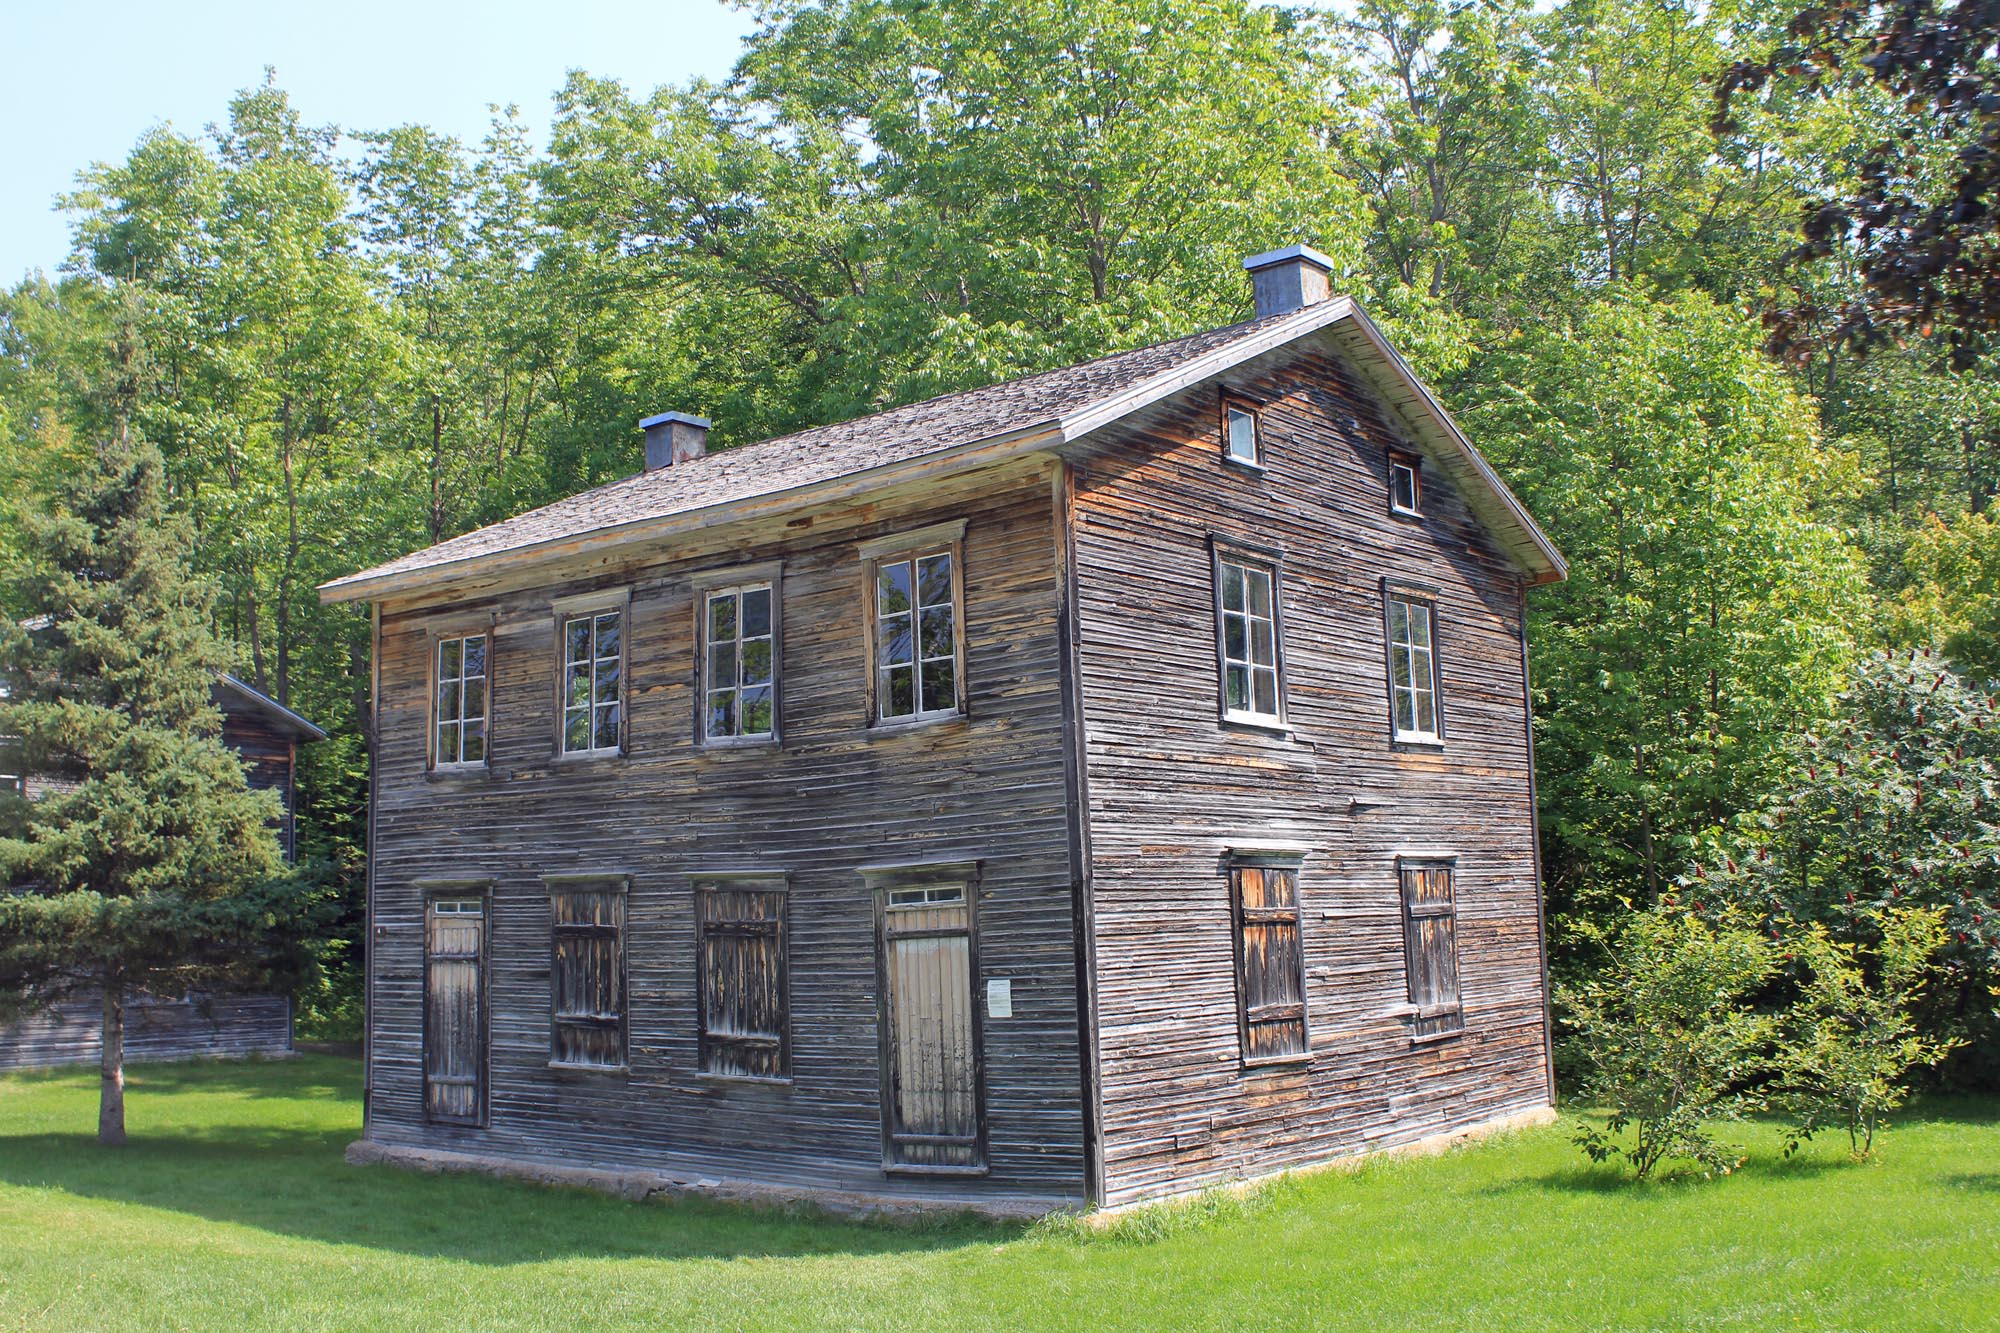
[864,859,987,1176]
[419,880,491,1127]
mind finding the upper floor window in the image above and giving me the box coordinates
[1222,397,1261,466]
[861,521,966,725]
[1389,451,1422,516]
[1216,549,1284,726]
[1385,587,1442,744]
[558,599,625,757]
[432,632,489,768]
[701,582,777,743]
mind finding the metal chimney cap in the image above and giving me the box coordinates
[1241,243,1335,274]
[639,411,712,430]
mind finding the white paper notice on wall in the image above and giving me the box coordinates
[987,977,1013,1019]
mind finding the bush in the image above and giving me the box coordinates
[1775,907,1961,1157]
[1561,909,1778,1178]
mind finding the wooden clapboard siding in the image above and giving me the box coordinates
[1066,333,1552,1206]
[365,459,1084,1205]
[0,990,293,1071]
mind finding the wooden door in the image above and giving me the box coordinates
[879,884,983,1170]
[425,896,486,1124]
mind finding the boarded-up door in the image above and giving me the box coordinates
[425,896,486,1124]
[879,884,983,1170]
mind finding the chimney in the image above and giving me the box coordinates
[640,411,711,470]
[1242,244,1334,319]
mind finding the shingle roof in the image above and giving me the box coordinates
[322,311,1318,599]
[321,299,1564,602]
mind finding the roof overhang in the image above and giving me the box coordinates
[215,674,328,742]
[321,298,1562,605]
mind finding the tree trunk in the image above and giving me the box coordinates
[99,979,127,1146]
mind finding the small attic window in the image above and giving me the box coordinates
[1222,398,1261,467]
[1389,451,1422,516]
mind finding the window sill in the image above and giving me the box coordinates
[1221,454,1267,475]
[699,734,780,752]
[870,710,966,735]
[883,1162,990,1179]
[1222,713,1293,738]
[1408,1026,1466,1047]
[548,1060,630,1076]
[552,748,627,766]
[1241,1052,1313,1072]
[695,1070,794,1088]
[426,764,492,782]
[1390,504,1424,521]
[1391,734,1446,752]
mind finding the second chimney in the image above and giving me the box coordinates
[1243,244,1334,319]
[640,411,711,470]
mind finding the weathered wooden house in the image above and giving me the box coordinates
[321,245,1566,1212]
[0,674,324,1071]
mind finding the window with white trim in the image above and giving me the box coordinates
[560,608,623,755]
[1217,553,1283,724]
[870,538,962,723]
[433,632,489,767]
[1223,398,1261,466]
[1389,451,1422,516]
[1385,590,1442,743]
[702,584,776,742]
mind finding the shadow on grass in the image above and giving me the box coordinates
[1941,1173,2000,1193]
[0,1126,1020,1263]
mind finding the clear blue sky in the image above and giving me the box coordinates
[1,0,754,283]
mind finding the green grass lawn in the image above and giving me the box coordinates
[0,1057,1994,1332]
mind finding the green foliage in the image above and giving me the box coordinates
[1561,908,1780,1178]
[1688,650,2000,1065]
[1467,289,1866,945]
[0,433,326,1135]
[1774,908,1960,1157]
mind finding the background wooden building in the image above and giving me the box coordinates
[0,675,324,1072]
[323,244,1565,1212]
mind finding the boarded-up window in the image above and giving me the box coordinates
[548,880,626,1068]
[1229,859,1309,1062]
[695,878,788,1079]
[1400,859,1463,1037]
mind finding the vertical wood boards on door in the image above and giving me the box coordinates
[424,896,486,1124]
[880,887,982,1170]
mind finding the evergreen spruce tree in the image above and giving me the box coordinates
[0,433,319,1144]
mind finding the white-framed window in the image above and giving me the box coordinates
[701,584,776,742]
[432,632,489,768]
[1389,451,1422,516]
[1216,550,1284,725]
[1222,397,1261,466]
[558,601,625,757]
[1385,588,1442,743]
[861,521,966,726]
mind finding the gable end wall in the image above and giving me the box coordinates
[1068,336,1553,1206]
